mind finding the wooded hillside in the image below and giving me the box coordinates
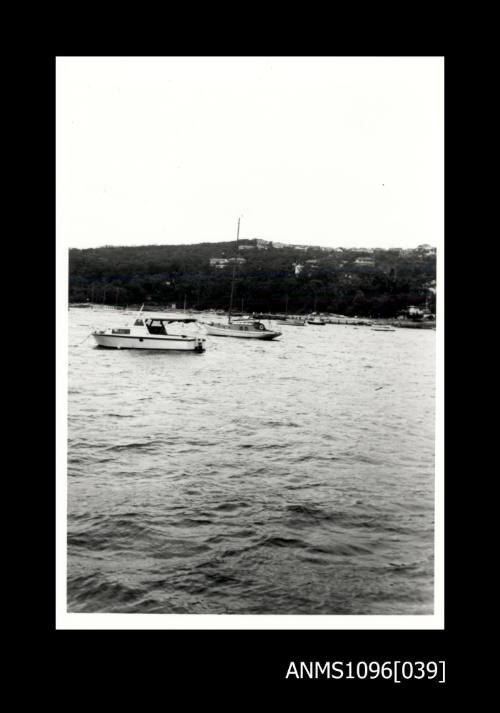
[69,241,436,317]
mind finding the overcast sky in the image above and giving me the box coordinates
[56,57,443,251]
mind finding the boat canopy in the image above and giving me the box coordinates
[136,314,198,323]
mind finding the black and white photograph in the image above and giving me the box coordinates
[56,56,443,629]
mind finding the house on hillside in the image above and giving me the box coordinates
[417,244,437,256]
[210,258,229,268]
[210,256,246,268]
[408,305,425,317]
[354,256,375,267]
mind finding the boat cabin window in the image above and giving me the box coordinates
[134,319,144,326]
[111,328,130,335]
[145,319,167,335]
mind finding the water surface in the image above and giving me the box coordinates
[67,308,435,614]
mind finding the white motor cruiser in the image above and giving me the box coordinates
[92,308,206,352]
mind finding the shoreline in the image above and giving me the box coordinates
[70,303,436,329]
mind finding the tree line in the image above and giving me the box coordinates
[68,241,436,318]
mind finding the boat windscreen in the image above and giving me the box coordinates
[146,319,167,335]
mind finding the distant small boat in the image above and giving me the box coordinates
[276,318,306,326]
[276,296,306,325]
[307,301,326,325]
[371,325,396,332]
[92,306,206,352]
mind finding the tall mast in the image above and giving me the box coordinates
[228,216,240,323]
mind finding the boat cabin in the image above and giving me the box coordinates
[106,315,199,337]
[133,317,169,335]
[227,320,269,332]
[131,316,197,332]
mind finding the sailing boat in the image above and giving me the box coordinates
[307,297,326,325]
[307,315,326,325]
[204,218,281,340]
[275,295,306,326]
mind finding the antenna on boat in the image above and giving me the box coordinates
[228,216,241,324]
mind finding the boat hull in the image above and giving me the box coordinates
[205,324,280,340]
[92,333,205,351]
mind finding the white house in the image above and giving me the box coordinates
[210,256,246,268]
[408,305,424,316]
[354,256,375,266]
[417,244,437,256]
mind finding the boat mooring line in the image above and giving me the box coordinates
[75,333,92,347]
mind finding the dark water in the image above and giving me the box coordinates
[67,308,435,614]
